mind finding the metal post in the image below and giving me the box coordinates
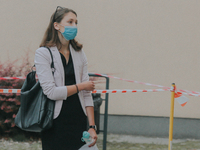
[103,77,109,150]
[168,83,175,150]
[88,73,109,150]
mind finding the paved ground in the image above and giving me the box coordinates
[1,133,200,150]
[98,134,200,150]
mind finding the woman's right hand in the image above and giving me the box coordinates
[78,81,95,91]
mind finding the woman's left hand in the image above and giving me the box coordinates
[88,128,97,147]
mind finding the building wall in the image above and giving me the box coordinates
[1,0,200,118]
[100,114,200,139]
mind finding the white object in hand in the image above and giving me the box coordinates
[79,131,99,150]
[81,131,94,144]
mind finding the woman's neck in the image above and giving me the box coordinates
[59,44,70,53]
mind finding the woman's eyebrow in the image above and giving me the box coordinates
[70,19,78,23]
[68,18,77,21]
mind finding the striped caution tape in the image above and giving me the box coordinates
[0,74,171,89]
[1,73,200,95]
[92,89,169,93]
[93,73,170,89]
[0,88,169,94]
[0,77,26,80]
[178,89,200,94]
[92,73,200,95]
[181,92,200,97]
[0,89,21,93]
[0,88,199,98]
[175,92,189,107]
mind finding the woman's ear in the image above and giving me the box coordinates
[54,22,60,31]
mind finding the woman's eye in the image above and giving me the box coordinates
[68,21,72,24]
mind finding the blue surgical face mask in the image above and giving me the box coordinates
[59,25,77,40]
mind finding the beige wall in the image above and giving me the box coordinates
[1,0,200,118]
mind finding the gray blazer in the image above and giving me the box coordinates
[34,45,93,119]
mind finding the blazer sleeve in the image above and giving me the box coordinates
[81,50,94,107]
[34,47,68,100]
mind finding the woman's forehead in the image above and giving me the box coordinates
[62,12,77,20]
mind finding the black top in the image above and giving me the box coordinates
[59,52,86,121]
[41,52,87,150]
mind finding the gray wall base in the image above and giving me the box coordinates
[99,114,200,139]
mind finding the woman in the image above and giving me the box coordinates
[34,6,97,150]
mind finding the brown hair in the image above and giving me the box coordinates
[40,7,82,51]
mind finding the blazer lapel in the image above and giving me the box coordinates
[51,46,65,85]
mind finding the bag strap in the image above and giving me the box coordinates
[32,47,55,73]
[45,47,55,73]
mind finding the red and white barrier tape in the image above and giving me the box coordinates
[0,89,21,93]
[93,73,170,89]
[92,89,169,93]
[0,88,169,94]
[93,73,200,95]
[0,77,26,80]
[0,74,171,89]
[178,89,200,94]
[181,92,200,97]
[0,88,200,97]
[1,73,200,95]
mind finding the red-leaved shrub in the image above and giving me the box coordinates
[0,54,40,139]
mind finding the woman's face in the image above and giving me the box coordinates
[59,12,78,33]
